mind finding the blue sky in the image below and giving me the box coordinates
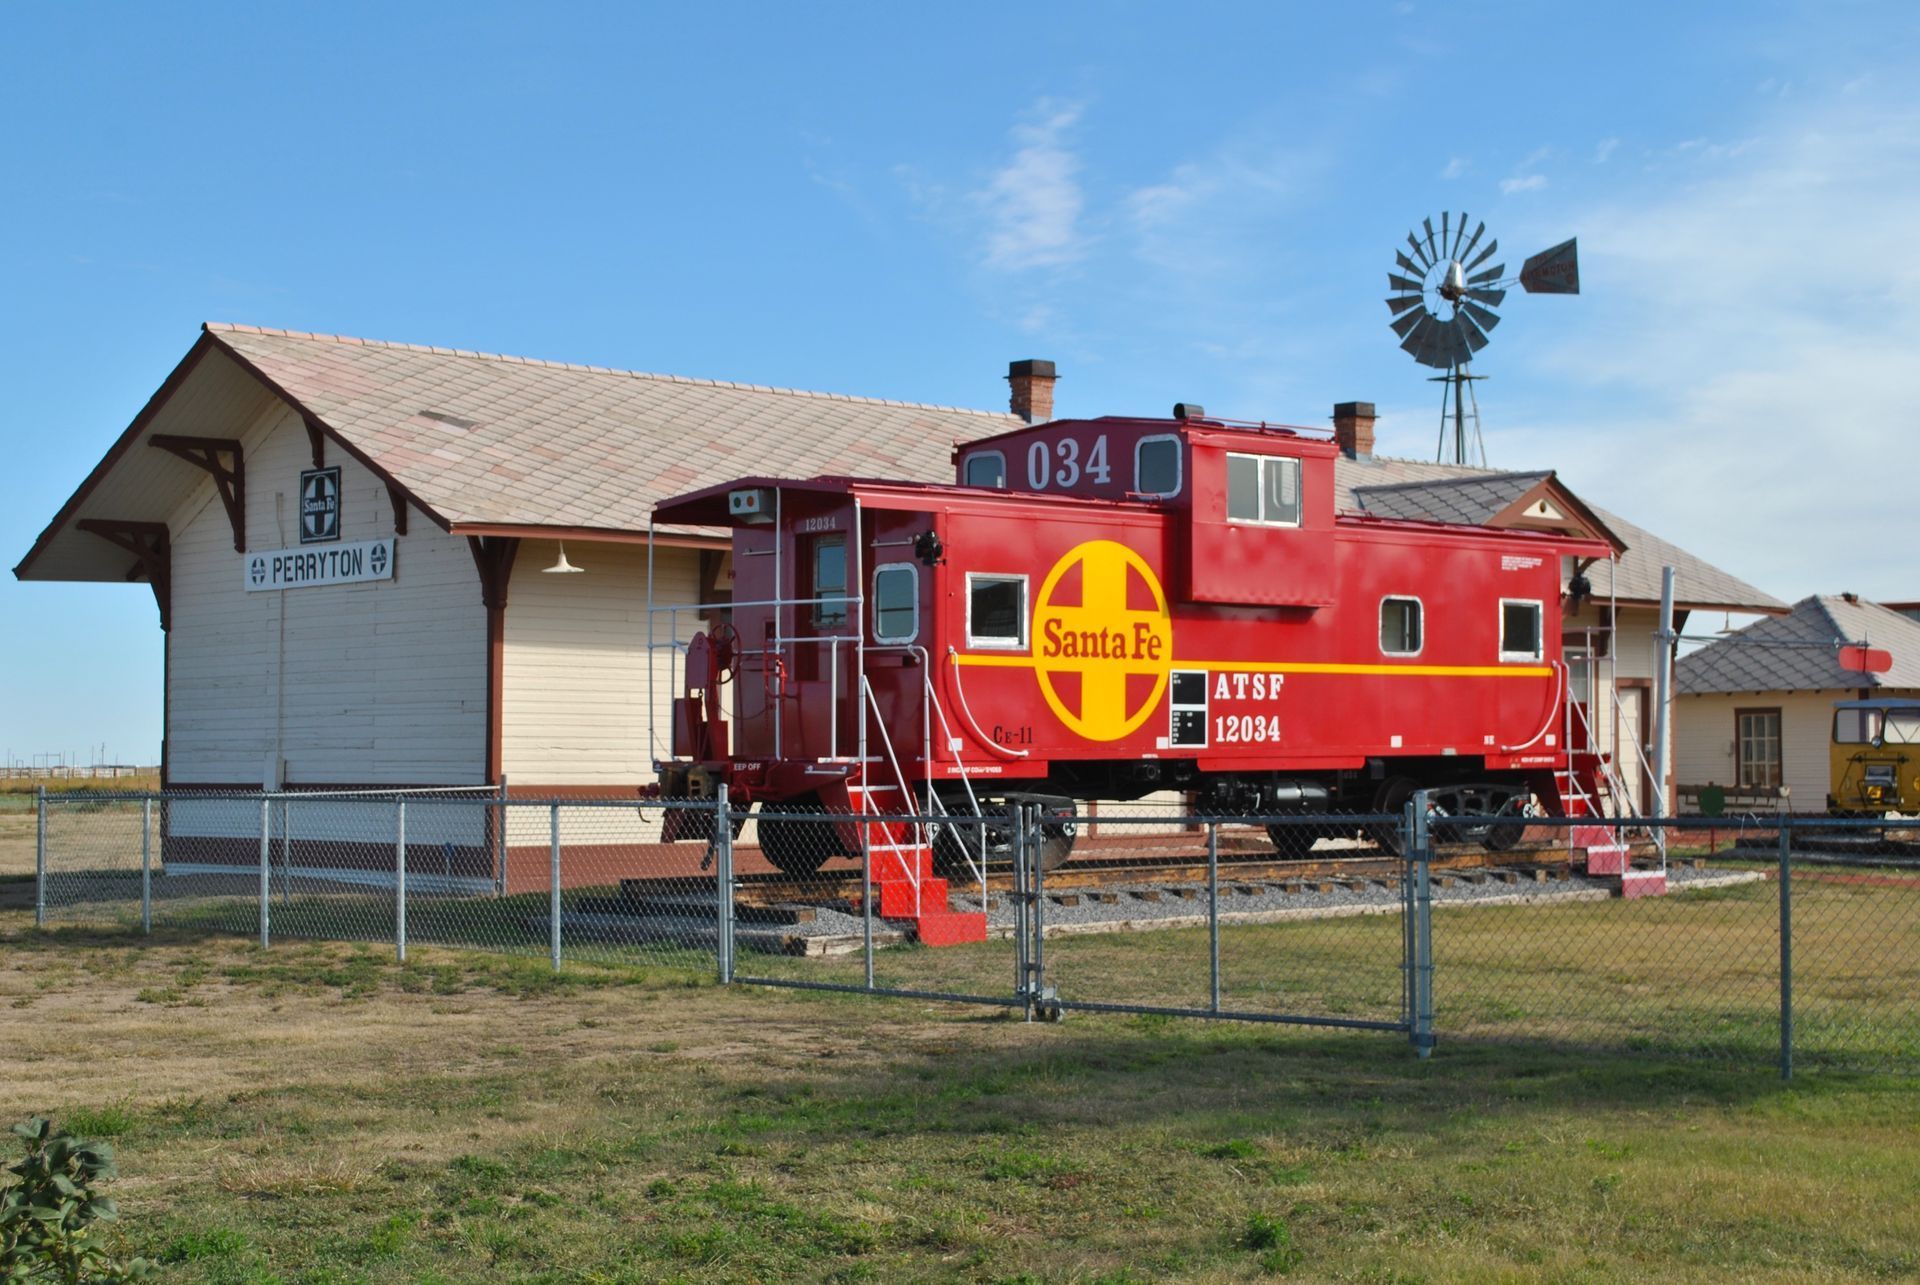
[4,1,1915,765]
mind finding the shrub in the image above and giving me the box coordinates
[1,1116,151,1282]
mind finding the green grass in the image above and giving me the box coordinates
[5,862,1917,1280]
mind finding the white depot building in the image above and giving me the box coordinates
[19,324,1783,863]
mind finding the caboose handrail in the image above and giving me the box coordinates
[860,673,925,916]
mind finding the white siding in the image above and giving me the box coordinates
[500,541,704,787]
[1676,690,1883,809]
[1562,603,1672,809]
[166,403,487,785]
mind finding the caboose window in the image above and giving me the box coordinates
[1135,435,1181,497]
[1225,453,1301,526]
[1499,599,1543,662]
[964,451,1007,488]
[967,574,1027,649]
[872,563,918,644]
[810,536,848,628]
[1380,597,1423,655]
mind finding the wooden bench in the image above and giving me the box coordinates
[1677,783,1790,817]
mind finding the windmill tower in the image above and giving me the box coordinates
[1386,214,1580,466]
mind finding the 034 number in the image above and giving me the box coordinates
[1026,435,1111,490]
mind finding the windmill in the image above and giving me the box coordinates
[1386,213,1579,465]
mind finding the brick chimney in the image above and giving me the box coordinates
[1007,359,1057,424]
[1333,401,1376,459]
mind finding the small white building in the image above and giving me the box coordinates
[1675,595,1920,808]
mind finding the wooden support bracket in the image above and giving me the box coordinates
[149,434,245,552]
[303,418,326,469]
[76,519,172,631]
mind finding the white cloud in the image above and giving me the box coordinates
[1594,137,1619,164]
[1499,99,1920,601]
[1440,156,1468,180]
[1500,174,1548,194]
[976,100,1087,271]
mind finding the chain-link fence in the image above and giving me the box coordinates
[26,788,1920,1075]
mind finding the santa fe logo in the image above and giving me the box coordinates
[1032,540,1173,741]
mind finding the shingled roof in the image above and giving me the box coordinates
[207,324,1017,532]
[1677,596,1920,694]
[1335,454,1782,613]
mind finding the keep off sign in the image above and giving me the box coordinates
[244,539,396,592]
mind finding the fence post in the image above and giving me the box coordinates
[549,801,562,972]
[494,775,508,898]
[258,796,271,949]
[33,786,46,928]
[393,799,407,963]
[141,796,153,935]
[1031,805,1051,1020]
[1779,818,1793,1081]
[1207,820,1221,1013]
[1409,790,1435,1059]
[860,801,874,991]
[714,784,732,984]
[1013,805,1031,1015]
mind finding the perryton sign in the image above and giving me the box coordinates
[244,539,396,592]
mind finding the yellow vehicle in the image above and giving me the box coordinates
[1830,698,1920,815]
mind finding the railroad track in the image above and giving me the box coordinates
[660,840,1651,909]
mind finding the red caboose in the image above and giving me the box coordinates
[650,411,1613,903]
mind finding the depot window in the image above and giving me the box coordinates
[1736,709,1783,789]
[810,536,847,628]
[1225,453,1301,526]
[1380,597,1423,656]
[1499,599,1543,662]
[964,450,1007,489]
[872,564,919,644]
[1134,435,1181,497]
[967,574,1027,649]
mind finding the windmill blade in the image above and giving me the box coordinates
[1422,217,1439,263]
[1388,272,1425,293]
[1395,250,1424,277]
[1467,263,1505,285]
[1457,219,1486,266]
[1447,212,1471,260]
[1385,294,1425,316]
[1453,312,1491,354]
[1398,312,1435,356]
[1466,237,1499,272]
[1520,237,1580,293]
[1390,307,1427,338]
[1440,212,1452,260]
[1405,231,1432,270]
[1466,287,1507,309]
[1460,300,1502,332]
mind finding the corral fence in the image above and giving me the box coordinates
[26,787,1920,1077]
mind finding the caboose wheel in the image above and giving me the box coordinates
[928,798,1079,874]
[1369,778,1417,855]
[756,797,840,877]
[1266,820,1340,859]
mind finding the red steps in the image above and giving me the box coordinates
[845,782,988,946]
[1571,822,1667,898]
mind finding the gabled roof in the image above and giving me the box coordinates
[1354,471,1550,525]
[1334,453,1783,613]
[1677,596,1920,694]
[16,324,1020,580]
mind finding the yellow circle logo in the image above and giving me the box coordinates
[1033,540,1172,741]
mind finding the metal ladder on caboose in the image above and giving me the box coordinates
[845,650,990,946]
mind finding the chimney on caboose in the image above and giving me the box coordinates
[1007,359,1058,423]
[1333,401,1377,459]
